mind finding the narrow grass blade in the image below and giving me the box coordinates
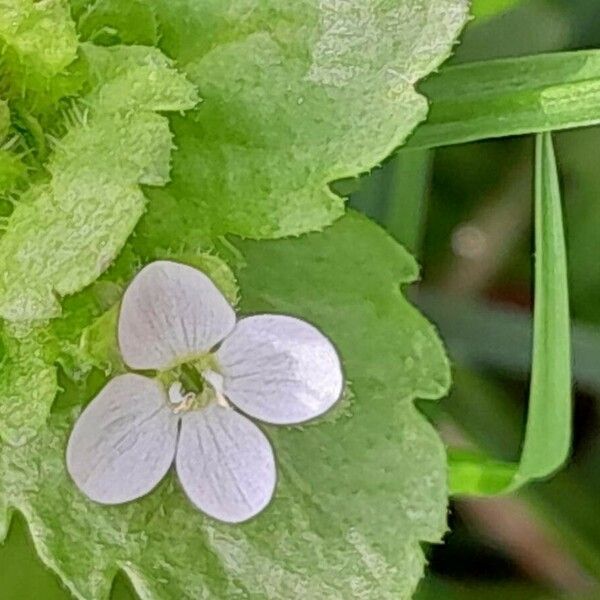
[406,50,600,149]
[383,149,432,256]
[447,449,516,495]
[445,132,572,495]
[516,131,572,483]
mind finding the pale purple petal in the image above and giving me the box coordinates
[215,315,343,425]
[66,374,178,504]
[118,261,235,370]
[176,405,276,523]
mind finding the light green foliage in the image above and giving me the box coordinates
[0,99,24,195]
[75,0,470,246]
[0,325,57,446]
[0,0,78,82]
[0,213,450,599]
[0,150,25,193]
[0,1,474,596]
[0,101,9,141]
[78,0,159,46]
[0,44,198,322]
[470,0,522,20]
[407,50,600,149]
[0,0,83,118]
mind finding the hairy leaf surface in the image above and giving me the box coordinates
[76,0,469,247]
[0,0,78,82]
[0,213,450,599]
[0,326,57,446]
[0,44,197,322]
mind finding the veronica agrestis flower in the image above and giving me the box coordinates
[66,261,343,523]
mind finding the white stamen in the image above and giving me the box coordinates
[203,370,230,408]
[168,382,186,404]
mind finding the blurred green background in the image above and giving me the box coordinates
[3,0,600,598]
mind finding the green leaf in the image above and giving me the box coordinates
[0,514,81,600]
[0,44,198,322]
[470,0,522,20]
[448,132,572,495]
[100,0,470,248]
[0,150,26,194]
[0,0,78,82]
[518,132,571,482]
[0,325,57,446]
[78,0,159,46]
[407,50,600,149]
[446,449,516,496]
[0,0,85,122]
[0,101,9,142]
[1,212,450,599]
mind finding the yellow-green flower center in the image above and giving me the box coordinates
[157,354,222,413]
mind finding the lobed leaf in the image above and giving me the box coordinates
[0,2,470,596]
[74,0,470,247]
[0,213,450,599]
[0,44,198,322]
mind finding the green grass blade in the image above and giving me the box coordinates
[447,449,516,495]
[516,131,572,482]
[383,149,432,256]
[446,132,572,495]
[444,368,600,582]
[406,50,600,149]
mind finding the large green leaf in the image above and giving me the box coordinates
[0,213,450,599]
[0,44,198,322]
[75,0,469,247]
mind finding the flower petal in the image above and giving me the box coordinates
[216,315,343,424]
[66,374,178,504]
[176,405,276,523]
[118,260,236,370]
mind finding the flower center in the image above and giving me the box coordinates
[159,355,226,414]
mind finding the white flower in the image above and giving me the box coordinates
[66,261,343,523]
